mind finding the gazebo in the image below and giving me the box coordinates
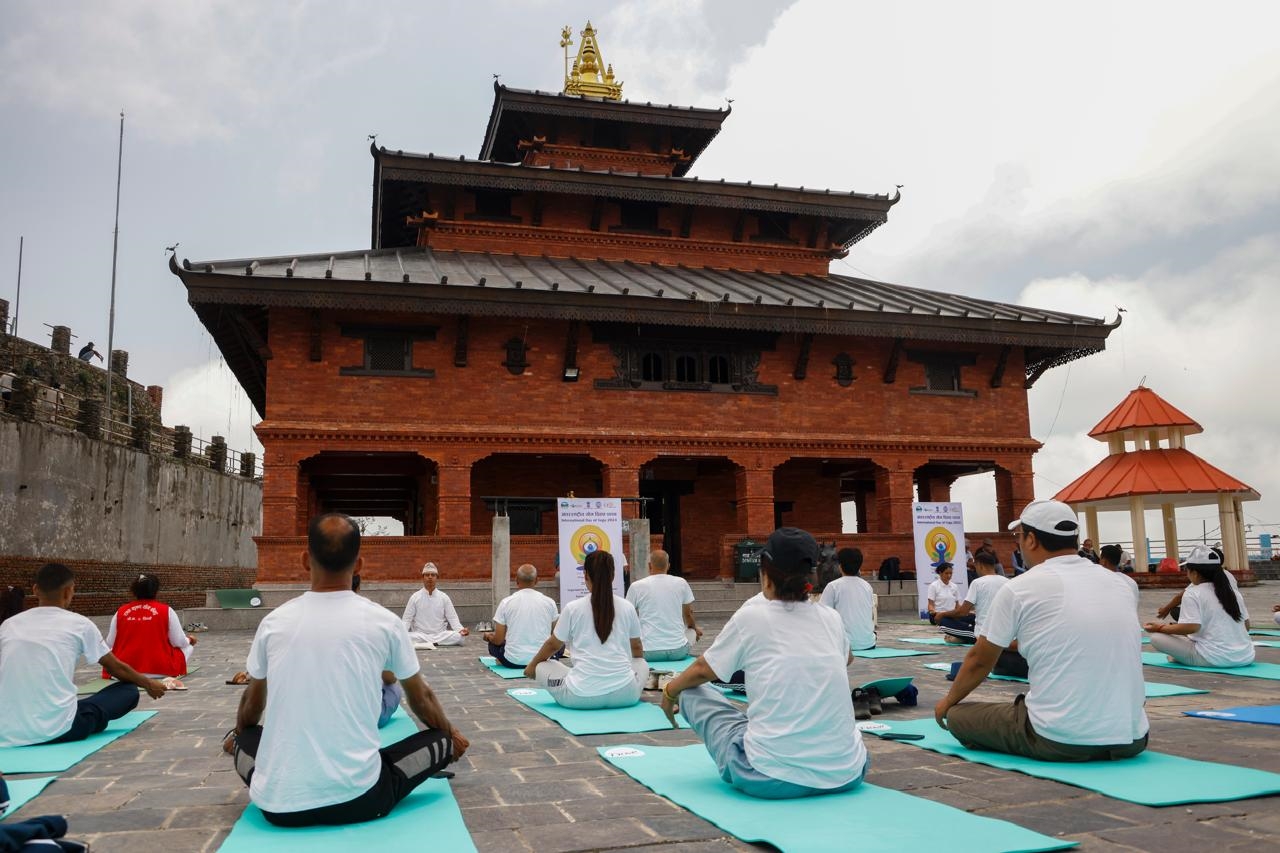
[1054,386,1259,574]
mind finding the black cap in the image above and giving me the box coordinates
[762,527,819,574]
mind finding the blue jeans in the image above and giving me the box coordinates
[378,682,404,729]
[678,684,868,799]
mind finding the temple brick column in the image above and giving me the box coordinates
[853,488,873,533]
[872,456,922,534]
[602,454,644,519]
[734,462,776,536]
[436,456,475,535]
[917,475,955,504]
[261,448,305,537]
[995,459,1036,530]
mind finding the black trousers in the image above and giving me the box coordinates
[488,641,562,668]
[45,682,139,744]
[993,649,1029,679]
[234,723,453,827]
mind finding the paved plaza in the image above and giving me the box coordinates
[5,584,1279,852]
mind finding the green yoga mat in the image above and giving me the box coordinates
[507,687,688,735]
[217,776,475,852]
[3,776,56,814]
[1249,628,1280,637]
[214,588,264,609]
[479,656,528,679]
[598,744,1075,853]
[77,665,202,694]
[0,710,157,773]
[920,663,1206,697]
[1141,651,1280,680]
[881,717,1280,805]
[854,647,936,659]
[646,656,698,673]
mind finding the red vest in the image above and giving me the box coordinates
[104,600,187,678]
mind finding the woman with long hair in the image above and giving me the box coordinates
[659,528,868,799]
[1144,546,1253,668]
[524,550,648,709]
[104,574,195,678]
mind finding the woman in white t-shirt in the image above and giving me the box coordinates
[1145,550,1253,668]
[658,527,868,799]
[524,551,648,710]
[926,564,960,625]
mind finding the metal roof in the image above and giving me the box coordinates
[1088,386,1202,439]
[1054,448,1258,510]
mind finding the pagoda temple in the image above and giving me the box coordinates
[171,24,1116,581]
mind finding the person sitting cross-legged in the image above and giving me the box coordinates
[927,563,971,638]
[935,500,1149,762]
[229,514,469,827]
[402,562,469,649]
[482,563,560,668]
[626,549,702,661]
[104,573,195,679]
[1144,546,1254,668]
[660,527,869,799]
[937,552,1008,645]
[0,563,166,748]
[818,547,876,651]
[524,550,649,709]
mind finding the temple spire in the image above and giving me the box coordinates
[562,21,623,100]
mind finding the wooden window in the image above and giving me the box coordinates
[610,200,669,235]
[467,189,519,222]
[925,361,960,392]
[905,349,977,397]
[365,334,411,372]
[708,354,731,384]
[674,354,700,383]
[752,212,794,244]
[339,324,437,377]
[641,352,665,382]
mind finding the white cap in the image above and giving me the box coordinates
[1006,500,1079,535]
[421,562,439,575]
[1180,545,1221,568]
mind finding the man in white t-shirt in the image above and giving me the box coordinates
[626,550,702,661]
[229,514,469,826]
[0,563,166,748]
[818,547,876,651]
[935,500,1149,761]
[482,564,559,667]
[935,552,1007,645]
[402,562,469,649]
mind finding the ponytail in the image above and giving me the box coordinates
[583,551,616,643]
[131,573,160,601]
[1195,564,1243,622]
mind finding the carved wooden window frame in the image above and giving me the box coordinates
[338,324,437,378]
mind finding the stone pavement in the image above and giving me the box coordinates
[3,583,1278,852]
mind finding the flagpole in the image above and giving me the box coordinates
[104,110,123,433]
[11,236,21,336]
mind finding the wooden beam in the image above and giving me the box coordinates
[680,205,694,238]
[563,320,579,375]
[990,345,1011,388]
[231,310,272,360]
[882,338,903,383]
[454,315,469,367]
[1024,351,1054,389]
[793,333,813,380]
[590,197,604,232]
[732,210,746,243]
[531,195,544,227]
[806,218,820,249]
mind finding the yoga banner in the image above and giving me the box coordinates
[557,497,625,605]
[911,501,968,617]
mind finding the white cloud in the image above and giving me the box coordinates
[161,359,262,460]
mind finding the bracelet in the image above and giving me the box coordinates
[662,684,678,703]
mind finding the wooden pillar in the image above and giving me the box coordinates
[436,458,473,535]
[734,465,775,535]
[1085,507,1100,550]
[1160,503,1177,563]
[1129,496,1149,573]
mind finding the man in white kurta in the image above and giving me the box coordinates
[402,563,468,649]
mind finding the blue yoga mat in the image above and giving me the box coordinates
[882,717,1280,805]
[855,647,936,659]
[647,656,698,673]
[1184,705,1280,726]
[217,777,475,852]
[921,663,1206,698]
[1253,640,1280,649]
[0,711,157,773]
[3,776,56,814]
[1141,651,1280,680]
[598,744,1075,852]
[479,656,528,679]
[507,687,688,735]
[896,637,954,646]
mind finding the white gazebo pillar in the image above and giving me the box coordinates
[1161,503,1178,563]
[1234,497,1249,571]
[1129,496,1149,573]
[1084,507,1100,549]
[1217,494,1240,571]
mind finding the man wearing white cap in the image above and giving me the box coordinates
[934,500,1149,761]
[402,563,468,649]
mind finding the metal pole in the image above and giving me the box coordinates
[104,111,124,427]
[12,236,21,336]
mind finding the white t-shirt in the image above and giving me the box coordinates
[703,599,866,789]
[982,554,1148,746]
[1179,582,1254,667]
[928,579,960,612]
[402,588,462,634]
[742,591,767,608]
[246,591,420,814]
[107,606,194,660]
[553,595,642,696]
[626,574,695,651]
[819,575,876,650]
[492,588,558,666]
[964,574,1009,639]
[0,607,112,747]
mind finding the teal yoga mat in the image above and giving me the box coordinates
[648,656,698,673]
[479,656,528,679]
[920,663,1206,698]
[217,777,475,852]
[1249,629,1280,637]
[1253,640,1280,649]
[854,647,936,659]
[1184,705,1280,726]
[880,717,1280,805]
[0,710,157,773]
[598,743,1075,853]
[507,687,688,734]
[3,776,56,814]
[1141,651,1280,680]
[896,637,953,645]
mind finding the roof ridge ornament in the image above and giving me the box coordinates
[562,22,623,100]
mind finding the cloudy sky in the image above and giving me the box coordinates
[2,0,1276,549]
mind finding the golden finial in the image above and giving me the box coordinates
[562,21,623,100]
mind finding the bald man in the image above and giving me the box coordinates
[482,564,559,668]
[626,550,702,661]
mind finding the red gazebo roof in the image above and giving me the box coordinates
[1088,387,1202,439]
[1054,448,1257,509]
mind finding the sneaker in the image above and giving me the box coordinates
[413,641,437,651]
[865,687,883,716]
[851,688,872,721]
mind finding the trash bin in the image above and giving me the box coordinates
[734,538,764,582]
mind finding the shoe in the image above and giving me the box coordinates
[865,687,883,716]
[852,689,872,721]
[413,641,437,651]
